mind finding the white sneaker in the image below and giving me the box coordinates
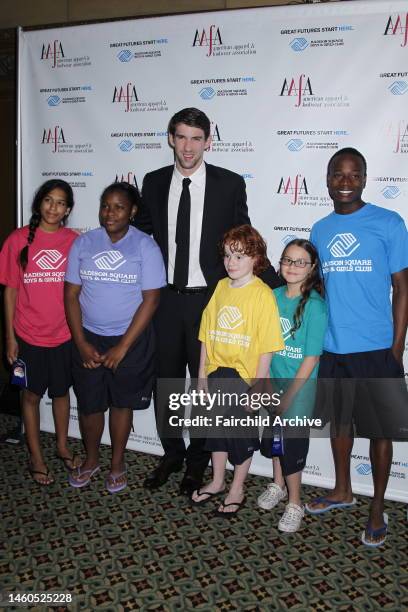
[278,503,304,533]
[257,483,287,510]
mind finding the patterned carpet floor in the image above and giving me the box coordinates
[1,414,407,611]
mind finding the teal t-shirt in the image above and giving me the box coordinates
[270,287,327,417]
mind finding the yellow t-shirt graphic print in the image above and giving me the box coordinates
[199,277,284,382]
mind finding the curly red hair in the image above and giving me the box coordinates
[220,224,270,276]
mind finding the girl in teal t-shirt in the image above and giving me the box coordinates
[258,239,327,533]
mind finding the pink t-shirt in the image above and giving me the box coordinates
[0,226,78,347]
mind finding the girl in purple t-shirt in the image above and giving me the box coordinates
[65,182,165,493]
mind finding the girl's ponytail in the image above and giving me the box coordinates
[19,211,41,270]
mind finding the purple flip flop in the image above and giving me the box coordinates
[68,465,100,488]
[105,466,127,494]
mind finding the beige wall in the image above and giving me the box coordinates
[0,0,294,29]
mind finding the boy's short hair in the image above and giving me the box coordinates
[168,108,211,140]
[327,147,367,175]
[220,224,270,276]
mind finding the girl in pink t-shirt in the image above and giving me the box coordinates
[0,180,78,485]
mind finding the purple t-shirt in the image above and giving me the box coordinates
[66,226,166,336]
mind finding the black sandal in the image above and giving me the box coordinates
[190,489,224,506]
[56,454,79,472]
[28,464,54,486]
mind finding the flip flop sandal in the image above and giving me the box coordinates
[105,467,127,494]
[305,496,357,515]
[69,465,100,488]
[28,465,54,486]
[190,489,225,506]
[215,496,246,518]
[361,513,388,547]
[56,454,80,472]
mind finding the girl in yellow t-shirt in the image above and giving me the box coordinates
[191,225,284,516]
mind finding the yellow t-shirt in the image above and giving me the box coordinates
[199,277,284,382]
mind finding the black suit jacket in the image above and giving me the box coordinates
[136,163,250,287]
[136,162,282,290]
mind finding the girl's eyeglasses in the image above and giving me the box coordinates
[280,256,312,268]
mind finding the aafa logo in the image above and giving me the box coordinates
[277,175,308,205]
[280,317,292,341]
[93,251,126,271]
[384,13,408,47]
[280,75,313,107]
[327,233,360,257]
[112,83,139,111]
[211,123,222,142]
[41,40,64,67]
[355,462,372,476]
[33,250,66,270]
[114,172,139,188]
[42,126,66,153]
[193,25,223,57]
[395,121,408,153]
[217,306,244,330]
[290,38,309,52]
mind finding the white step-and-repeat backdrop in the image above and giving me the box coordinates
[18,0,408,500]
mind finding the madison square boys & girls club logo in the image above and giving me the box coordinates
[110,37,168,62]
[23,249,67,285]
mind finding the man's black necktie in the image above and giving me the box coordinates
[173,177,191,289]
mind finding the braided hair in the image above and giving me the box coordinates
[281,239,324,338]
[19,179,74,269]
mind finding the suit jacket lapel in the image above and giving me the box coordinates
[200,163,216,265]
[158,166,173,267]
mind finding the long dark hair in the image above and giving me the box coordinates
[280,238,324,336]
[19,179,74,269]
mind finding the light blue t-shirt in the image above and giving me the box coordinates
[310,203,408,354]
[66,226,166,336]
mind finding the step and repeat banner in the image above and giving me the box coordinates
[19,0,408,500]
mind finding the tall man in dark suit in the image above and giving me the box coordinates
[136,108,280,495]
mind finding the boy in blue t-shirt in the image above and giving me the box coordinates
[308,148,408,547]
